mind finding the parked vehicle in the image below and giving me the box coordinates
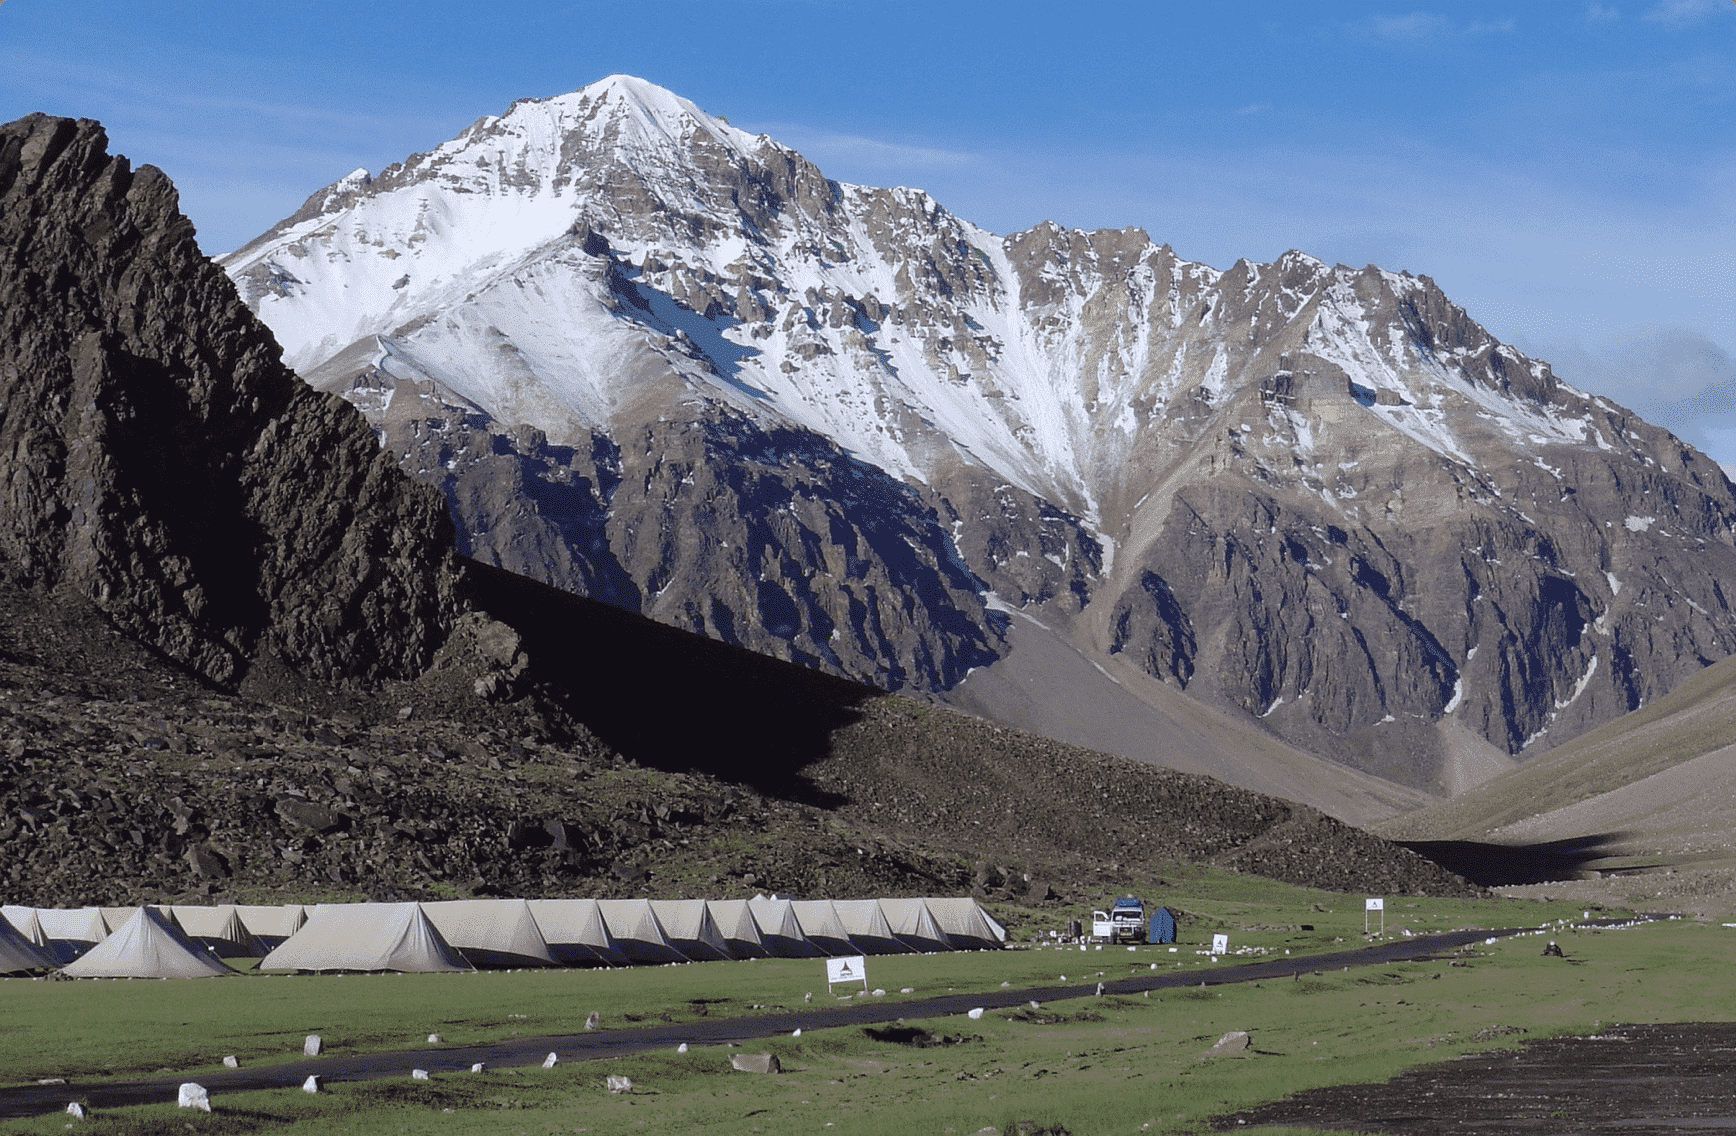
[1087,897,1147,943]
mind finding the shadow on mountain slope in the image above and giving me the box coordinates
[1398,834,1637,887]
[462,559,871,805]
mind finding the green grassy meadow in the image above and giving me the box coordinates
[5,882,1729,1135]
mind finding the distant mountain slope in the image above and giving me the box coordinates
[221,75,1736,793]
[1377,654,1736,858]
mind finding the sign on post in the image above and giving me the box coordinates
[1210,933,1228,956]
[825,955,868,994]
[1365,897,1384,934]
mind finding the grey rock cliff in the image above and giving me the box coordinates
[0,114,461,686]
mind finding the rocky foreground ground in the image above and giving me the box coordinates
[0,571,1477,916]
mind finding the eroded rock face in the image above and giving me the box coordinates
[0,114,461,685]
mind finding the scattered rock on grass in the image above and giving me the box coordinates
[731,1053,781,1074]
[1202,1031,1251,1059]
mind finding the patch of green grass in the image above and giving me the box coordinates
[10,919,1733,1136]
[11,892,1711,1136]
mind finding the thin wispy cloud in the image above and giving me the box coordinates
[760,126,977,174]
[1644,0,1727,25]
[1235,103,1268,116]
[1362,11,1516,41]
[1587,3,1620,20]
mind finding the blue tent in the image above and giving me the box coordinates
[1148,907,1177,944]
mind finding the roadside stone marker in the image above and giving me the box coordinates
[605,1074,632,1094]
[176,1084,210,1112]
[301,1076,321,1094]
[427,1033,441,1043]
[677,1043,688,1054]
[542,1052,558,1069]
[470,1063,485,1073]
[584,1011,600,1031]
[303,1035,322,1057]
[64,1103,83,1120]
[731,1053,781,1074]
[222,1056,238,1068]
[967,1008,984,1020]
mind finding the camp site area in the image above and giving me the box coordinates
[6,879,1736,1135]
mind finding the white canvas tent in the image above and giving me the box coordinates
[234,904,307,949]
[1,905,48,948]
[61,907,232,979]
[0,910,54,973]
[424,899,558,967]
[525,899,629,966]
[100,906,142,935]
[705,899,770,958]
[259,903,471,973]
[34,907,108,963]
[596,899,689,964]
[788,900,856,956]
[648,899,733,962]
[833,899,913,955]
[923,898,1006,950]
[172,906,266,957]
[746,896,821,957]
[878,898,954,953]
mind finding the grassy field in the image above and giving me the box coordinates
[5,880,1711,1135]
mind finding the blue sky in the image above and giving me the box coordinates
[3,0,1733,467]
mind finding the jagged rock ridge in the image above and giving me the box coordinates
[0,114,462,686]
[222,76,1736,789]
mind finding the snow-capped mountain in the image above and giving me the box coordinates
[222,74,1736,794]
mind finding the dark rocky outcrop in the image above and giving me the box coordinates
[0,114,461,687]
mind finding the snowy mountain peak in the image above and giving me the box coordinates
[223,78,1736,783]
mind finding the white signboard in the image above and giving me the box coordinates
[1365,897,1385,911]
[1365,897,1385,934]
[825,955,868,991]
[1210,933,1228,955]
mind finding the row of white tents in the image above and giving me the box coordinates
[0,897,1006,978]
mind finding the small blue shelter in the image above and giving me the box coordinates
[1147,907,1176,944]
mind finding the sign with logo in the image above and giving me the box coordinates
[1365,897,1385,934]
[825,954,868,992]
[1210,933,1228,956]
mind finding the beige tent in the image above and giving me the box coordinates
[34,907,108,963]
[923,898,1006,950]
[649,900,733,962]
[61,907,232,979]
[0,910,54,973]
[746,896,821,958]
[705,899,770,959]
[878,898,954,953]
[833,899,912,955]
[172,906,266,957]
[596,899,689,964]
[1,905,48,947]
[526,899,629,966]
[424,899,558,967]
[100,906,142,935]
[259,903,471,973]
[788,900,856,956]
[234,904,307,949]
